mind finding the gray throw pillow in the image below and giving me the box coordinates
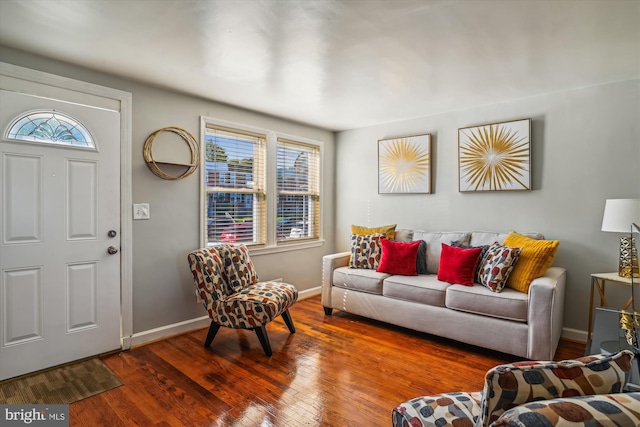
[416,240,428,274]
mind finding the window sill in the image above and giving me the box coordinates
[248,239,325,256]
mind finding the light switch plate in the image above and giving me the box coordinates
[133,203,150,220]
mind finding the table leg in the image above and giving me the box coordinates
[588,278,595,344]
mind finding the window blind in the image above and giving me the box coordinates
[276,138,320,243]
[205,126,266,245]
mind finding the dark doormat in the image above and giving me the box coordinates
[0,358,122,404]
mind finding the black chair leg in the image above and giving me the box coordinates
[323,306,333,315]
[282,310,296,333]
[254,325,272,356]
[204,321,221,347]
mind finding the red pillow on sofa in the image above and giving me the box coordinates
[376,238,421,276]
[437,243,483,286]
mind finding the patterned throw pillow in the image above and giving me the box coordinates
[349,233,384,269]
[478,350,634,427]
[478,243,521,292]
[351,224,397,240]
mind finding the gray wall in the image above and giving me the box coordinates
[335,78,640,336]
[0,46,337,334]
[3,43,639,340]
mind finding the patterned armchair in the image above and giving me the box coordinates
[392,350,639,427]
[188,244,298,356]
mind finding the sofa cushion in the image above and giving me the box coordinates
[377,238,421,276]
[445,284,528,322]
[490,392,640,427]
[352,223,397,240]
[383,274,452,307]
[349,233,384,269]
[438,243,483,286]
[478,350,634,426]
[413,231,472,274]
[478,243,522,292]
[333,266,388,295]
[393,228,414,242]
[470,231,544,247]
[503,231,559,293]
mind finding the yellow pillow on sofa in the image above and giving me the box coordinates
[351,224,397,240]
[503,231,559,293]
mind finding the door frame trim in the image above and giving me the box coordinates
[0,62,133,350]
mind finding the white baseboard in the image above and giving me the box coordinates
[561,327,587,344]
[123,286,323,349]
[124,316,211,348]
[298,286,321,300]
[124,286,584,351]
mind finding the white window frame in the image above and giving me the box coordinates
[200,116,324,255]
[275,137,320,244]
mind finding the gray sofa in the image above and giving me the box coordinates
[322,230,566,360]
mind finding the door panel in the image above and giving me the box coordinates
[0,88,121,380]
[2,153,43,243]
[67,159,98,239]
[2,267,43,345]
[67,261,98,331]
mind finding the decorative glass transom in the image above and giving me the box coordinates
[6,111,95,148]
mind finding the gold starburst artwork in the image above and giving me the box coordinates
[378,134,431,194]
[458,119,531,192]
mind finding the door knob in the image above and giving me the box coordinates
[107,246,118,255]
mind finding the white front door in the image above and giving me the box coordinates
[0,88,121,380]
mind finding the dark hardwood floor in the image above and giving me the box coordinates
[71,296,585,426]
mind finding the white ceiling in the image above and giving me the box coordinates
[0,0,638,131]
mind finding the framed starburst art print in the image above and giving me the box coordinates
[378,133,431,194]
[458,118,531,192]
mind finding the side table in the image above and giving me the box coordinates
[587,272,636,346]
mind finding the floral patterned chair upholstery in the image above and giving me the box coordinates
[188,244,298,356]
[392,350,639,427]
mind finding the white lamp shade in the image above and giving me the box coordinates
[601,199,640,232]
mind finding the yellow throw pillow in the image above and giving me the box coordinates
[351,224,397,240]
[504,231,559,293]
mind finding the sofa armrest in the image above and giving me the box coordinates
[322,252,350,310]
[392,392,483,427]
[526,266,566,360]
[490,392,640,426]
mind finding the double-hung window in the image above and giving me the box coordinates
[204,125,266,245]
[202,118,322,251]
[276,138,320,243]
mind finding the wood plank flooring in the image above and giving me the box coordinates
[71,296,585,426]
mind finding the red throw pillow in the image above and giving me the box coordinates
[376,238,421,276]
[437,243,483,286]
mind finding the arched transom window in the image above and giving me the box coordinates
[5,110,95,149]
